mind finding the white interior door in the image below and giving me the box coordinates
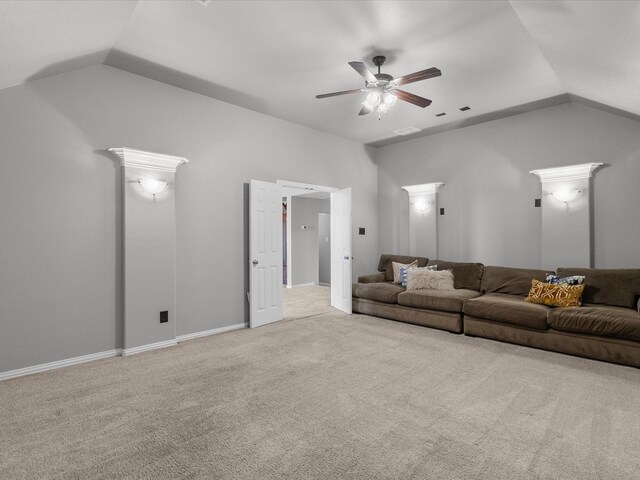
[330,187,352,314]
[249,180,283,328]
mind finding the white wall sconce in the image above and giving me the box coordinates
[138,178,168,197]
[550,188,581,203]
[401,182,444,258]
[413,199,433,216]
[530,162,603,269]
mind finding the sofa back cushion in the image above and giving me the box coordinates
[377,254,429,281]
[481,266,550,296]
[557,268,640,309]
[427,260,484,291]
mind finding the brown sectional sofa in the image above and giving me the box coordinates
[352,255,484,333]
[352,255,640,368]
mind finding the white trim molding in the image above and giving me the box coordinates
[0,349,120,382]
[530,163,603,183]
[0,323,248,381]
[402,182,445,196]
[176,323,247,342]
[108,147,189,172]
[120,339,177,356]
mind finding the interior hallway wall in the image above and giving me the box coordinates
[290,197,329,286]
[0,65,378,374]
[375,102,640,269]
[318,212,331,285]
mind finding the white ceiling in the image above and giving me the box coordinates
[1,1,639,146]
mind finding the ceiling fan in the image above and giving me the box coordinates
[316,55,441,118]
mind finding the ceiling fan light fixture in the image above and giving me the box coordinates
[315,56,441,119]
[366,92,381,107]
[383,92,397,107]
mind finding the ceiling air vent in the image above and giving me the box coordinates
[393,126,421,136]
[435,112,446,117]
[459,106,471,111]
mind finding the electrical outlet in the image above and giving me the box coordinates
[440,208,445,215]
[160,311,168,323]
[535,198,541,207]
[359,227,365,235]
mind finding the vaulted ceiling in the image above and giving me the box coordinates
[1,1,638,146]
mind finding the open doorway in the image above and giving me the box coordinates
[279,180,336,320]
[248,179,352,328]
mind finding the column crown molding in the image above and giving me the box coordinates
[402,182,444,196]
[530,163,602,183]
[108,148,189,172]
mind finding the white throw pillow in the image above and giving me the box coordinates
[406,269,455,291]
[400,265,437,287]
[392,260,418,284]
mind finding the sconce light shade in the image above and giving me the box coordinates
[552,188,580,203]
[138,178,168,195]
[414,200,432,215]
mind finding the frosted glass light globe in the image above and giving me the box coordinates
[138,178,168,195]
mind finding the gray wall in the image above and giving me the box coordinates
[290,197,329,286]
[0,65,378,373]
[318,212,331,285]
[375,102,640,269]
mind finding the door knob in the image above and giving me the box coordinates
[344,255,350,260]
[252,259,259,265]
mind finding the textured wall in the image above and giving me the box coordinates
[0,65,378,373]
[375,102,640,269]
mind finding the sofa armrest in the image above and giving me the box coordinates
[358,272,386,283]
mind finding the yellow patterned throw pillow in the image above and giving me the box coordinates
[525,278,585,307]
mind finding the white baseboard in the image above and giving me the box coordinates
[318,282,330,287]
[292,282,316,287]
[121,339,177,356]
[0,349,120,382]
[176,322,247,342]
[1,323,248,381]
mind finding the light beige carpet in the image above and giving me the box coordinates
[283,284,332,320]
[2,288,640,479]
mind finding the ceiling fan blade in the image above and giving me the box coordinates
[316,88,364,99]
[394,67,441,86]
[358,105,372,116]
[348,61,377,83]
[395,90,432,108]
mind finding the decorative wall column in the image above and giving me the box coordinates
[401,183,444,259]
[109,148,188,355]
[530,162,602,271]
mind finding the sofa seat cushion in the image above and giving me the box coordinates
[463,293,551,330]
[352,282,405,304]
[548,305,640,341]
[398,289,481,313]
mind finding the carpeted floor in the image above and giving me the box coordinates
[2,286,640,479]
[283,284,333,320]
